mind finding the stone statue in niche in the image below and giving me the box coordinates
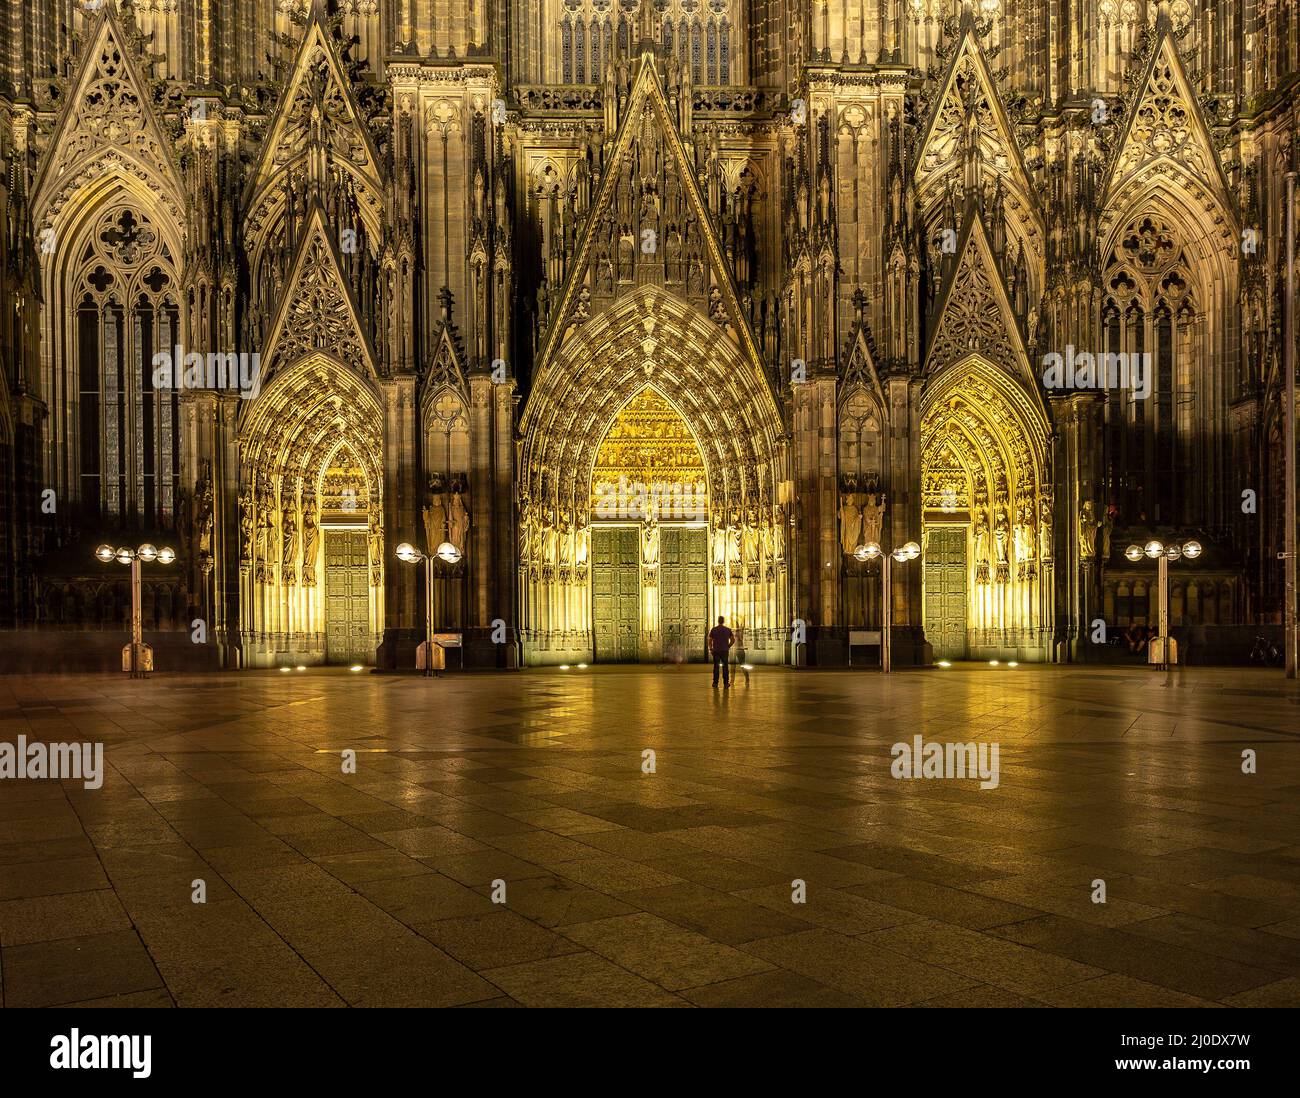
[839,489,862,556]
[196,467,214,569]
[301,493,320,588]
[743,505,760,563]
[447,475,469,552]
[641,513,659,568]
[558,508,573,567]
[1100,506,1115,561]
[368,510,383,586]
[518,497,534,562]
[1014,502,1036,563]
[238,489,253,566]
[1078,500,1099,561]
[541,505,558,566]
[423,473,447,553]
[1039,498,1054,562]
[973,509,991,585]
[760,510,774,561]
[574,507,590,569]
[255,487,274,583]
[282,500,299,585]
[861,492,885,549]
[727,507,742,565]
[994,508,1010,583]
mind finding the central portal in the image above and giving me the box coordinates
[588,388,710,663]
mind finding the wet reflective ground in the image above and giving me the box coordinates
[1,664,1298,1007]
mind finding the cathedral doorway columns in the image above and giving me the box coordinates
[1052,393,1107,661]
[236,354,386,667]
[519,288,787,666]
[918,356,1053,662]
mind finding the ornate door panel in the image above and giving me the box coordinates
[325,530,371,665]
[924,526,968,660]
[591,527,639,662]
[659,526,708,661]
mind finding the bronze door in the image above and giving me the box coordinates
[591,526,640,662]
[324,530,371,664]
[659,526,708,661]
[924,526,969,660]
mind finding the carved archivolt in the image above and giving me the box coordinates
[239,353,384,503]
[521,285,784,520]
[921,357,1052,616]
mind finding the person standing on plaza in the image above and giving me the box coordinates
[708,615,734,687]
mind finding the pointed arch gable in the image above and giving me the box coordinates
[244,14,385,249]
[925,210,1044,418]
[258,203,379,386]
[33,4,185,236]
[914,18,1042,237]
[422,323,470,408]
[840,324,886,411]
[534,53,775,411]
[1102,23,1234,225]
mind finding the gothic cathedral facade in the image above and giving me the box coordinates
[0,0,1295,669]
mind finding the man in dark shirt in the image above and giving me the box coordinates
[708,615,734,687]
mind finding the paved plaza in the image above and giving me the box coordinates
[2,664,1299,1008]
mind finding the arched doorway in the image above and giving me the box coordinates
[518,287,788,665]
[588,387,709,662]
[237,354,384,666]
[920,357,1052,661]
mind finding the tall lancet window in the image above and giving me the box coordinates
[72,207,181,524]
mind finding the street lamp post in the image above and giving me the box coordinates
[854,539,921,673]
[1285,171,1297,678]
[1124,538,1203,670]
[95,543,176,678]
[396,540,462,676]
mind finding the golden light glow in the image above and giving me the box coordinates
[590,388,707,516]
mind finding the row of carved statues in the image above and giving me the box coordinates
[238,483,383,588]
[970,501,1053,583]
[517,500,791,571]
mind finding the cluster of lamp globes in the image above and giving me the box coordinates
[396,541,462,565]
[853,540,922,564]
[1124,538,1204,563]
[95,543,176,565]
